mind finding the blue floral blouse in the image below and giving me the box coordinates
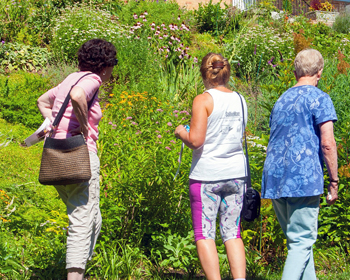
[262,85,337,199]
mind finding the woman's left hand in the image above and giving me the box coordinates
[175,125,186,140]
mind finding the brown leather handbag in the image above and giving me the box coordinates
[39,73,98,185]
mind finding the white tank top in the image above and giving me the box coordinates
[189,89,248,181]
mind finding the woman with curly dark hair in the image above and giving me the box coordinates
[37,39,117,280]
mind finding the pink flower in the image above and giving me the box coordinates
[136,130,142,135]
[126,117,132,120]
[165,146,171,151]
[173,110,179,113]
[108,121,113,125]
[144,11,148,15]
[156,121,159,124]
[113,124,117,127]
[157,134,162,138]
[175,114,178,117]
[133,13,138,19]
[131,122,138,125]
[156,130,160,133]
[147,36,152,39]
[143,18,147,22]
[167,122,172,126]
[161,23,165,27]
[151,22,155,27]
[157,108,163,112]
[170,140,176,144]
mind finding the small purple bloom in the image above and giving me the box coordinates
[108,121,113,125]
[126,117,132,120]
[167,122,172,126]
[131,122,138,125]
[1,41,4,44]
[165,146,171,151]
[170,140,176,144]
[173,110,179,113]
[157,134,162,138]
[156,108,163,112]
[156,121,159,124]
[237,62,240,66]
[175,114,178,118]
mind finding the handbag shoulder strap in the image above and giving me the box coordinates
[52,72,99,128]
[237,92,252,190]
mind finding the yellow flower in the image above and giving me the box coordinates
[109,94,114,97]
[128,101,132,106]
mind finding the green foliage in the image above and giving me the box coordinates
[194,0,240,36]
[333,13,350,34]
[89,241,150,279]
[226,25,294,80]
[99,90,192,243]
[0,42,51,72]
[0,72,50,128]
[151,231,200,276]
[51,3,123,61]
[116,0,189,27]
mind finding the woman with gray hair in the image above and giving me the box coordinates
[261,48,338,280]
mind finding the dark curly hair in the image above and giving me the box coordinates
[77,39,116,74]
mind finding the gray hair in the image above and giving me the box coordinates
[294,49,324,78]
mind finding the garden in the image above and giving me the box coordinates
[1,0,350,279]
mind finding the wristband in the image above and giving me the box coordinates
[330,179,339,183]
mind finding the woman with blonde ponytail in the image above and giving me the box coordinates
[175,53,247,280]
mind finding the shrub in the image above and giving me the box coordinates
[194,0,239,36]
[51,3,123,61]
[98,90,193,243]
[0,72,50,128]
[117,0,190,27]
[225,25,294,80]
[0,42,51,72]
[333,13,350,34]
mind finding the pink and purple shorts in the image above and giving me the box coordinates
[189,178,245,243]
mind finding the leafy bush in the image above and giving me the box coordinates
[116,0,190,27]
[99,90,192,243]
[333,13,350,34]
[51,3,123,61]
[0,72,50,128]
[225,25,294,80]
[194,0,240,35]
[0,42,51,72]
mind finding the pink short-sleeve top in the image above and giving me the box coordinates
[47,72,102,154]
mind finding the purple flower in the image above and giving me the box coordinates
[175,114,178,118]
[108,121,113,125]
[237,62,240,66]
[173,110,179,113]
[157,108,163,112]
[136,130,142,134]
[194,57,198,63]
[167,122,172,126]
[133,13,138,19]
[165,146,171,151]
[170,140,176,144]
[156,130,160,133]
[1,41,4,44]
[112,124,117,127]
[114,143,118,146]
[126,117,132,120]
[267,57,275,65]
[156,121,159,124]
[131,122,138,125]
[157,134,162,138]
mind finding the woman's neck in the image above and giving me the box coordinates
[211,85,231,92]
[294,75,319,88]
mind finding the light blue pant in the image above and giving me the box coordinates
[272,195,320,280]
